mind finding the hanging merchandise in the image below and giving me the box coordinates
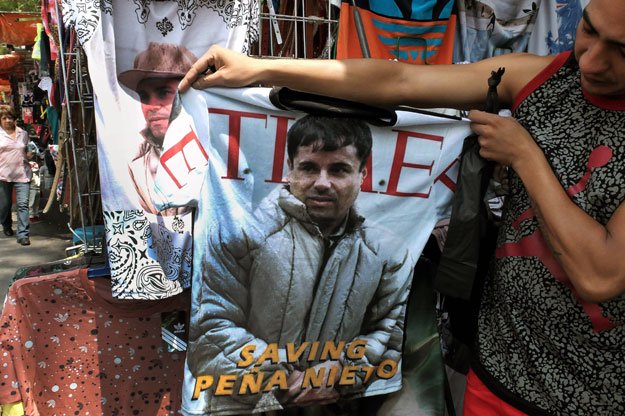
[41,105,65,215]
[38,78,56,120]
[528,0,590,55]
[0,269,190,415]
[336,0,457,64]
[0,12,39,47]
[60,0,259,299]
[21,106,33,124]
[254,1,336,59]
[147,86,472,415]
[48,144,58,161]
[32,22,53,77]
[31,23,43,60]
[41,0,60,61]
[453,0,543,63]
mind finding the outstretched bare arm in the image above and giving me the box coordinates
[179,45,553,111]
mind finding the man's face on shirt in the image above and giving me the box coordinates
[287,144,366,235]
[136,77,179,145]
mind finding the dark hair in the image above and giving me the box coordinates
[287,115,372,171]
[0,105,16,119]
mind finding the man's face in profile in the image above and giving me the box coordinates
[288,144,366,234]
[136,77,179,144]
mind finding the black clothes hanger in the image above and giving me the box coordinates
[268,86,398,126]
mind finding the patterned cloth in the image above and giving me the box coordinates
[453,0,590,62]
[475,51,625,415]
[0,269,190,414]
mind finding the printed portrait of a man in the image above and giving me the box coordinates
[188,115,414,413]
[117,42,196,215]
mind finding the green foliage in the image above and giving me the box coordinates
[0,0,40,13]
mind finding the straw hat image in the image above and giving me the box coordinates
[118,42,198,91]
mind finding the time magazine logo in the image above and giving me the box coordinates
[159,108,459,198]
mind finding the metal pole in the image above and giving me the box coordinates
[348,0,370,58]
[54,0,89,251]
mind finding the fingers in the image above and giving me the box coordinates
[179,45,263,93]
[467,109,483,118]
[178,47,219,93]
[178,64,210,93]
[469,109,512,138]
[468,109,491,138]
[467,109,489,122]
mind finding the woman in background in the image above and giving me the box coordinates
[0,105,32,246]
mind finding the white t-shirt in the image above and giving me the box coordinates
[60,0,258,299]
[154,87,472,415]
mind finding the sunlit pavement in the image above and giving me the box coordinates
[0,207,73,311]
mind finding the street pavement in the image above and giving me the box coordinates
[0,207,73,310]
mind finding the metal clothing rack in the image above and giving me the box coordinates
[54,0,102,255]
[250,0,340,59]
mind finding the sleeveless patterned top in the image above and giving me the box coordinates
[474,51,625,415]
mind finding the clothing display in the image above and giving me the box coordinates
[2,2,613,415]
[337,0,457,64]
[40,0,59,61]
[59,0,259,299]
[146,87,471,414]
[0,269,190,415]
[474,51,625,415]
[453,0,540,63]
[128,130,190,217]
[28,161,41,219]
[190,188,413,413]
[528,0,590,55]
[453,0,592,62]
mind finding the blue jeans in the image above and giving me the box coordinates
[0,180,30,239]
